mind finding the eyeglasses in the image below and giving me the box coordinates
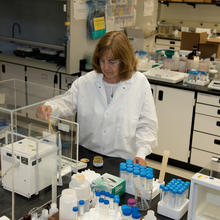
[99,59,120,66]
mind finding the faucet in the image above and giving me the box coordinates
[12,22,21,38]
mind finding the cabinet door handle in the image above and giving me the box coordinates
[216,121,220,127]
[170,41,175,44]
[169,47,175,50]
[218,109,220,115]
[2,64,5,73]
[158,90,163,101]
[214,139,220,145]
[151,88,154,95]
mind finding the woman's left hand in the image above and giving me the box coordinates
[133,157,147,166]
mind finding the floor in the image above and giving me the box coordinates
[146,158,196,180]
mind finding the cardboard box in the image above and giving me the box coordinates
[180,32,208,51]
[91,173,126,196]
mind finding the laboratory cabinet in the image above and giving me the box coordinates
[151,84,195,162]
[26,67,60,89]
[0,61,25,81]
[155,38,181,51]
[191,92,220,167]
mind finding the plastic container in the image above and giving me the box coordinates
[49,203,58,216]
[59,189,77,220]
[69,174,91,212]
[144,210,156,220]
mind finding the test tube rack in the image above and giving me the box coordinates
[126,179,161,200]
[157,199,189,220]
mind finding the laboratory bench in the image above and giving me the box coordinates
[0,146,189,220]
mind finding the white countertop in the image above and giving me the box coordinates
[0,53,67,73]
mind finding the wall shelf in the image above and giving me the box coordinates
[159,1,220,8]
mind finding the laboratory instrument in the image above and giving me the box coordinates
[188,158,220,220]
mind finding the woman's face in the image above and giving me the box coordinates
[100,50,120,83]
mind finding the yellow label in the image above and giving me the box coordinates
[94,17,105,31]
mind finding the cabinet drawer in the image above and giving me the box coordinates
[191,148,220,167]
[194,113,220,136]
[156,39,181,46]
[197,93,220,107]
[196,103,220,118]
[192,131,220,154]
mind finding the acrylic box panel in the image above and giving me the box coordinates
[0,79,68,220]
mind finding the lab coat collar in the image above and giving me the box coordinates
[95,72,135,105]
[95,72,136,86]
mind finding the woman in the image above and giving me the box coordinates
[37,31,158,166]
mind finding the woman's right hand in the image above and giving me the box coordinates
[36,105,52,120]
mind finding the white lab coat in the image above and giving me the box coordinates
[47,70,158,159]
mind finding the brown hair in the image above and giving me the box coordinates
[92,31,137,81]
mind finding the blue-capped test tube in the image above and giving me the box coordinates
[78,200,85,216]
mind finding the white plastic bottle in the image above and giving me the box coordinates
[59,189,77,220]
[41,209,48,220]
[69,174,91,212]
[144,210,156,220]
[172,51,180,71]
[49,203,58,217]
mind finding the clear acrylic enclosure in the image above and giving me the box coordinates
[188,159,220,220]
[0,79,83,220]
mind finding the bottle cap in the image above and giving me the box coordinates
[79,200,85,205]
[122,207,132,216]
[132,211,141,219]
[127,198,136,206]
[126,159,133,165]
[99,198,104,203]
[95,191,101,197]
[73,206,78,212]
[131,206,139,213]
[104,200,109,205]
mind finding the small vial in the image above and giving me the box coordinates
[98,197,104,212]
[100,190,105,199]
[95,191,101,207]
[133,169,140,195]
[132,211,141,220]
[113,196,120,217]
[160,184,165,204]
[120,164,127,181]
[109,193,114,209]
[78,200,85,216]
[104,200,110,216]
[140,171,146,191]
[146,173,153,192]
[72,206,78,220]
[126,167,134,192]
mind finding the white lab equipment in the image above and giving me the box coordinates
[1,137,57,198]
[188,158,220,220]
